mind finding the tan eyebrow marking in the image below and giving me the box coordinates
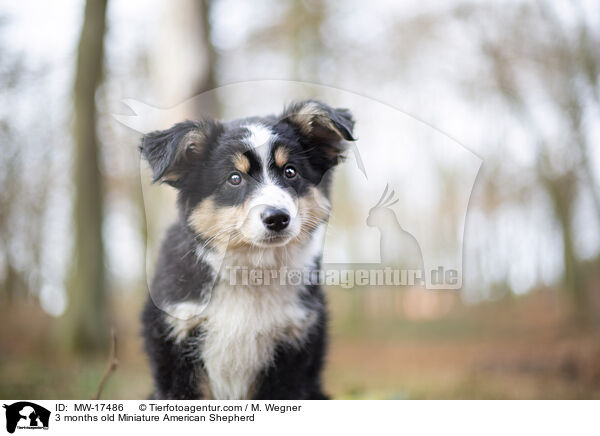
[232,152,250,173]
[274,147,289,167]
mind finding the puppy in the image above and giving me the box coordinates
[140,100,355,399]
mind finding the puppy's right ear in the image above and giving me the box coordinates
[139,120,217,186]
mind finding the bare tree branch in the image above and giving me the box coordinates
[92,328,118,401]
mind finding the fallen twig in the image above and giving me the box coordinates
[92,328,118,400]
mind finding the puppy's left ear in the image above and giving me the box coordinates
[280,100,356,168]
[139,119,216,187]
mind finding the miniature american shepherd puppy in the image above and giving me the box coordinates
[140,100,355,399]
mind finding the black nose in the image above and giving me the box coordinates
[261,208,290,232]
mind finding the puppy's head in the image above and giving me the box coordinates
[140,100,355,252]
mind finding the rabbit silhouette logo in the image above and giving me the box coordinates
[2,402,50,434]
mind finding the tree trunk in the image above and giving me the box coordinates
[192,0,219,117]
[66,0,109,353]
[546,173,588,325]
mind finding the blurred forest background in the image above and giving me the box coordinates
[1,0,600,399]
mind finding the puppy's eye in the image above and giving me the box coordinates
[284,165,297,179]
[228,172,242,186]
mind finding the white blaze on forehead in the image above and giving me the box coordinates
[244,124,275,151]
[244,124,277,174]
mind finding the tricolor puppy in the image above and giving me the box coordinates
[140,100,355,399]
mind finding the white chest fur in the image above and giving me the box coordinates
[200,281,315,399]
[165,282,316,400]
[164,226,325,399]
